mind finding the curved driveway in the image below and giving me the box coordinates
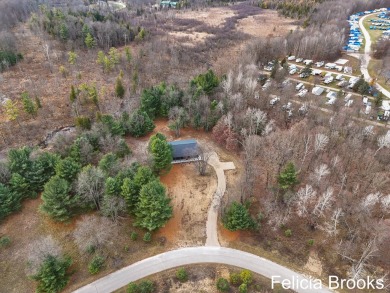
[205,152,235,246]
[73,247,333,293]
[73,153,334,293]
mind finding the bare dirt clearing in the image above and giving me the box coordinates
[158,164,217,247]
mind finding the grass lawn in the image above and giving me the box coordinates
[368,58,390,93]
[363,15,386,44]
[344,55,363,76]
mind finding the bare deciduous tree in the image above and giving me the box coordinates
[194,146,210,176]
[295,184,316,217]
[101,195,126,223]
[76,165,106,210]
[73,215,118,253]
[27,236,62,275]
[321,208,343,236]
[314,133,329,153]
[348,238,378,280]
[360,193,382,214]
[374,132,390,156]
[312,164,330,184]
[313,187,334,217]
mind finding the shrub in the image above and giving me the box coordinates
[75,116,91,130]
[240,269,253,284]
[239,283,248,293]
[230,272,242,286]
[127,280,155,293]
[284,229,292,237]
[99,114,125,136]
[0,236,11,248]
[86,245,96,254]
[124,109,155,137]
[127,282,138,293]
[0,51,23,72]
[130,232,138,241]
[191,69,219,95]
[223,202,255,231]
[216,277,230,292]
[115,139,132,158]
[31,255,72,293]
[176,268,188,282]
[138,280,154,292]
[143,232,152,242]
[307,239,314,246]
[88,255,105,275]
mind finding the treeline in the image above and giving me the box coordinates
[30,5,146,49]
[245,0,390,63]
[0,0,39,30]
[0,114,175,233]
[258,0,326,19]
[0,0,34,72]
[70,69,221,137]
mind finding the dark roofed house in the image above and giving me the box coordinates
[169,139,199,163]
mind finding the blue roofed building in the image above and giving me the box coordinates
[168,139,200,163]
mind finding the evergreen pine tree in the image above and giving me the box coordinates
[85,33,96,49]
[70,85,77,103]
[135,180,172,231]
[149,133,172,173]
[40,176,78,222]
[31,255,72,293]
[115,77,125,99]
[278,162,299,191]
[0,183,21,221]
[21,92,37,117]
[223,202,255,231]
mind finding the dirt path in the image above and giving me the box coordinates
[205,152,235,247]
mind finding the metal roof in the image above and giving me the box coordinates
[169,139,198,159]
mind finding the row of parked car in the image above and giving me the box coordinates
[287,56,344,71]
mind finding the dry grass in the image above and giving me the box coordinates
[157,163,217,247]
[236,10,296,38]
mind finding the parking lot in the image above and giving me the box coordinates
[261,55,390,123]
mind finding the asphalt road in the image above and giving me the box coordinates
[73,247,333,293]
